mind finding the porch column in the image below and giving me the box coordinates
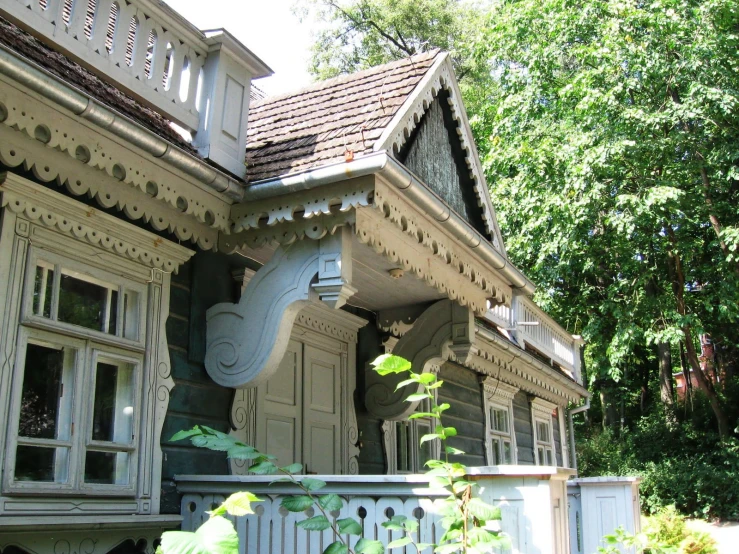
[205,227,356,388]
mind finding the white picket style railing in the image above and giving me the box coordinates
[487,296,582,383]
[177,467,574,554]
[2,0,207,130]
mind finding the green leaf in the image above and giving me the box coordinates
[300,477,327,492]
[405,393,432,402]
[445,446,465,455]
[280,463,304,474]
[297,515,331,531]
[281,495,314,512]
[467,498,502,522]
[381,515,408,531]
[387,537,412,549]
[337,517,363,535]
[417,373,437,384]
[170,427,201,442]
[222,491,262,516]
[396,378,419,390]
[435,543,462,554]
[318,493,343,511]
[191,435,235,451]
[354,538,384,554]
[371,354,411,375]
[408,412,438,420]
[323,541,349,554]
[160,516,238,554]
[420,433,442,445]
[248,461,277,474]
[227,445,260,460]
[443,427,457,437]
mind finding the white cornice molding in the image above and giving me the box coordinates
[0,173,194,272]
[373,54,506,254]
[295,303,368,344]
[0,76,230,250]
[480,376,519,402]
[531,397,558,419]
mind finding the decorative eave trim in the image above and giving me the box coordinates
[461,325,588,406]
[295,303,368,344]
[480,376,519,402]
[373,54,506,255]
[0,173,194,272]
[0,74,231,250]
[531,397,558,419]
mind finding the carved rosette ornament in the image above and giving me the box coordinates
[205,227,355,388]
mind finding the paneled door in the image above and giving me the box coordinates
[303,344,341,474]
[256,340,342,474]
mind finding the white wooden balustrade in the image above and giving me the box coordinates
[487,296,582,384]
[176,467,574,554]
[0,0,272,176]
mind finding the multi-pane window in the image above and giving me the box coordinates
[4,249,145,494]
[481,377,518,466]
[384,387,440,474]
[535,419,554,466]
[531,398,558,466]
[489,405,513,464]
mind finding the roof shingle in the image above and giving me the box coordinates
[245,50,440,182]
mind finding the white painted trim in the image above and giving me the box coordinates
[373,54,506,253]
[0,78,232,249]
[480,376,519,465]
[0,178,188,516]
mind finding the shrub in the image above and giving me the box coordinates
[577,417,739,520]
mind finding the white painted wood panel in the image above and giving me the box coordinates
[303,345,341,475]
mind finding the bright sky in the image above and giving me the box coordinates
[165,0,315,96]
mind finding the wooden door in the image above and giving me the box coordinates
[256,339,302,469]
[257,340,343,474]
[302,345,341,474]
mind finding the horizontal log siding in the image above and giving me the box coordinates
[160,252,240,513]
[553,413,563,467]
[438,363,486,467]
[513,391,535,465]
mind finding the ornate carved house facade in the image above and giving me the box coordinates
[0,1,597,553]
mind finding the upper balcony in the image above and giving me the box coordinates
[486,295,583,384]
[0,0,272,177]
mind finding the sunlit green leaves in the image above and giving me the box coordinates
[297,515,332,531]
[160,516,238,554]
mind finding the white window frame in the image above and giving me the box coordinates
[0,175,193,515]
[531,398,557,466]
[382,375,441,474]
[480,377,518,465]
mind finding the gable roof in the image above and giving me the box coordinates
[245,50,439,183]
[246,51,508,255]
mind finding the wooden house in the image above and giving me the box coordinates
[0,2,618,553]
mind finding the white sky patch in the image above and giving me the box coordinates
[165,0,316,96]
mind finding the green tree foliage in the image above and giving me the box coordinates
[298,0,487,82]
[305,0,739,439]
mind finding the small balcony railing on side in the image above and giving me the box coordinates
[486,296,582,384]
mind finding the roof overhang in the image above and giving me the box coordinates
[229,151,534,316]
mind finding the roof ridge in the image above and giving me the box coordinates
[253,49,442,107]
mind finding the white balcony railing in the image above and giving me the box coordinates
[487,296,582,383]
[177,467,574,554]
[4,0,207,129]
[1,0,272,176]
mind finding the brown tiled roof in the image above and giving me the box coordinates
[0,16,197,154]
[245,50,441,182]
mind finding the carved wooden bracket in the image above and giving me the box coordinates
[205,227,355,388]
[365,299,475,420]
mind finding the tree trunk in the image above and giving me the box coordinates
[665,224,731,438]
[658,342,674,410]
